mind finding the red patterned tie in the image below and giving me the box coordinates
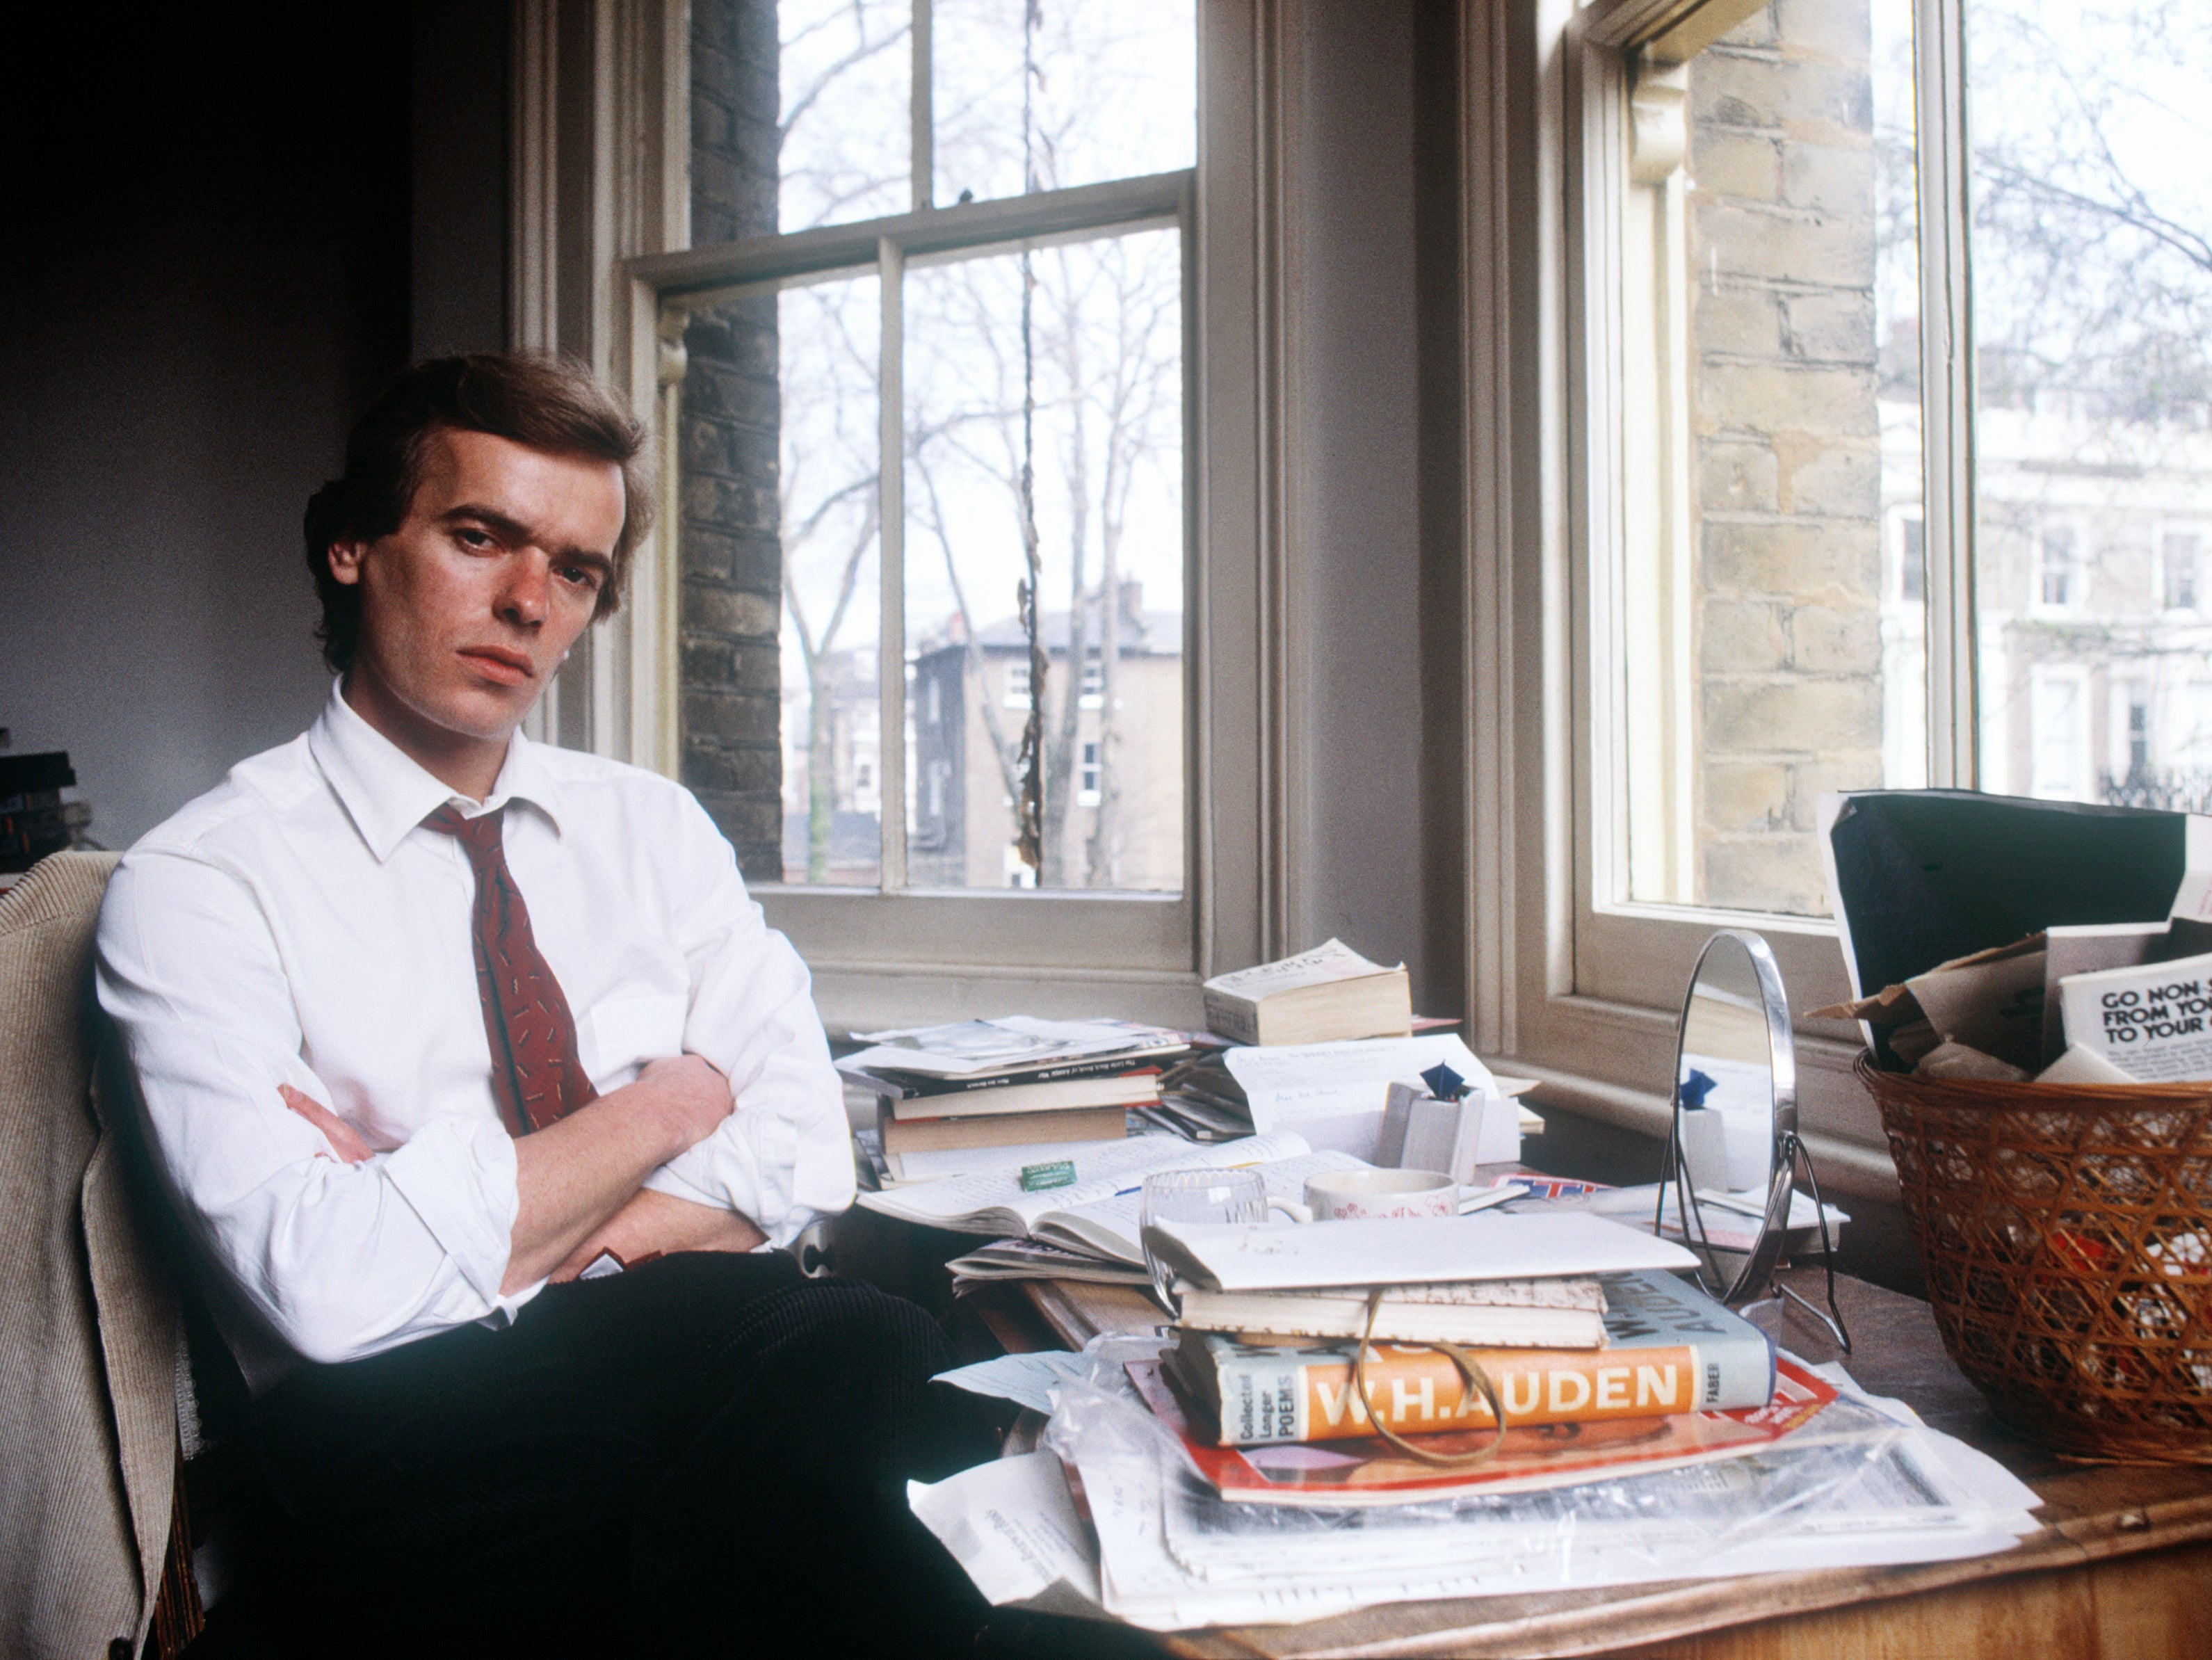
[424,804,596,1135]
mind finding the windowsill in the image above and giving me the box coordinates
[1488,1049,1902,1204]
[805,959,1204,1038]
[1589,899,1841,938]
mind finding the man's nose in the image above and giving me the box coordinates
[496,551,551,626]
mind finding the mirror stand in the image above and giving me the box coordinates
[1658,928,1852,1355]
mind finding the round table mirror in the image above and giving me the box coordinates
[1658,928,1848,1351]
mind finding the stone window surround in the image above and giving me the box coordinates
[1474,0,1996,1211]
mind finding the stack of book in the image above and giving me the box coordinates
[839,1017,1195,1184]
[1140,1211,1827,1504]
[0,752,83,878]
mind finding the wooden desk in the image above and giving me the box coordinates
[976,1268,2212,1659]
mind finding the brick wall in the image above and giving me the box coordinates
[1688,0,1883,913]
[684,0,785,881]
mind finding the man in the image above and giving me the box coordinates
[96,355,994,1657]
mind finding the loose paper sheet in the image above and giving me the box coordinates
[1145,1211,1699,1293]
[907,1452,1106,1615]
[933,1351,1096,1417]
[1227,1036,1499,1157]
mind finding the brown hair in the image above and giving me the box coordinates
[302,353,653,672]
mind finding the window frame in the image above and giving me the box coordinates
[637,159,1201,990]
[1469,0,1984,1202]
[545,1,1283,1033]
[2161,525,2202,615]
[2031,521,2083,615]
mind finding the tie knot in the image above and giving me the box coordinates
[423,803,505,862]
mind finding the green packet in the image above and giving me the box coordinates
[1018,1160,1078,1192]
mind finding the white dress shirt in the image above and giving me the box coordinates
[96,683,855,1376]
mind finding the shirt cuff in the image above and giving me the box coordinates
[379,1113,521,1307]
[645,1109,805,1244]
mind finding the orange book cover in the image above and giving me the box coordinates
[1173,1332,1717,1443]
[1131,1355,1843,1507]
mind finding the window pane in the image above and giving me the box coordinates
[777,0,911,229]
[779,275,885,883]
[903,227,1185,891]
[1616,0,1926,916]
[677,272,883,887]
[1967,2,2212,807]
[931,0,1194,207]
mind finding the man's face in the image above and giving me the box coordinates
[330,428,625,755]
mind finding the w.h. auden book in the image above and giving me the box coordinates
[1169,1267,1773,1446]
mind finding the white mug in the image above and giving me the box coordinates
[1275,1168,1458,1223]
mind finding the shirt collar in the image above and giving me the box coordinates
[308,680,565,863]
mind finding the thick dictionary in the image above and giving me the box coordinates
[1202,939,1412,1046]
[1172,1268,1773,1445]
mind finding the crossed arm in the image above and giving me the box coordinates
[282,1053,766,1294]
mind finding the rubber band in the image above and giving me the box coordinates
[1350,1287,1510,1468]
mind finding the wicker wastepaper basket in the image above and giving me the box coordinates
[1859,1055,2212,1461]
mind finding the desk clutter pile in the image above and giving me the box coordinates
[911,1213,2040,1631]
[844,937,2046,1633]
[0,751,90,882]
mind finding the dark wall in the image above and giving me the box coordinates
[0,3,506,851]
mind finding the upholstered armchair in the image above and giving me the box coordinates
[0,853,202,1659]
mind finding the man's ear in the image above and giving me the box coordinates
[327,538,368,588]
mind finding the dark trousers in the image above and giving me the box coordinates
[246,1251,1000,1658]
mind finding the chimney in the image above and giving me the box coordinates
[1117,578,1143,631]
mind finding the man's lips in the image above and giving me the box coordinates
[458,646,537,685]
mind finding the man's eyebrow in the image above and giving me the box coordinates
[442,503,535,542]
[442,504,615,573]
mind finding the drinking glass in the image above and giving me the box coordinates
[1140,1168,1269,1314]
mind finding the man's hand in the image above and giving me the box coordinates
[551,1188,768,1282]
[630,1054,736,1156]
[499,1051,740,1295]
[281,1083,373,1164]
